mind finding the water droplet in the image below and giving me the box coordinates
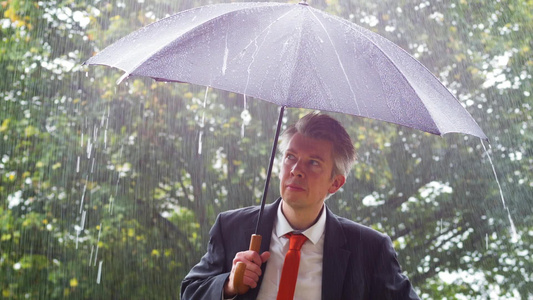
[94,223,102,266]
[198,131,203,155]
[97,261,103,284]
[87,138,92,159]
[89,245,94,267]
[81,210,86,230]
[481,139,519,243]
[80,181,87,214]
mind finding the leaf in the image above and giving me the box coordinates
[69,278,78,287]
[24,125,39,137]
[0,118,10,132]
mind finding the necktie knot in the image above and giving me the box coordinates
[286,233,307,251]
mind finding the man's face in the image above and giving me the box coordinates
[279,132,345,214]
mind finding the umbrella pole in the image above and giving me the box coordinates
[233,106,285,295]
[255,105,285,234]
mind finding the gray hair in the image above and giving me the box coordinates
[279,112,356,177]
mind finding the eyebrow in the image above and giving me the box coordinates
[285,148,326,163]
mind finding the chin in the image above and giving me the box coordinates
[281,195,298,204]
[282,196,307,208]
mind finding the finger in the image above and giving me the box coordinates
[232,255,262,277]
[242,269,261,288]
[235,251,264,272]
[232,252,250,266]
[260,251,270,263]
[233,251,259,264]
[228,263,260,291]
[243,250,263,266]
[244,260,263,277]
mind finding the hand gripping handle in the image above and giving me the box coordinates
[233,234,262,295]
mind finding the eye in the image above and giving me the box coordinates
[310,160,320,166]
[285,154,296,161]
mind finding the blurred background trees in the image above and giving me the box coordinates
[1,0,531,298]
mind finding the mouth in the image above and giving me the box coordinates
[286,184,305,192]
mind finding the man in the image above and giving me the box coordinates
[181,113,419,299]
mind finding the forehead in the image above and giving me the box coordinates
[285,133,334,161]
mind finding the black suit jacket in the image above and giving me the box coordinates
[181,198,419,299]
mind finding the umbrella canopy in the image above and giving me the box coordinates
[85,2,489,294]
[85,1,486,139]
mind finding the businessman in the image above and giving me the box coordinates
[181,113,419,299]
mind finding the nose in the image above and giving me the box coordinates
[290,161,304,178]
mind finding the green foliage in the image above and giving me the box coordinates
[1,0,531,299]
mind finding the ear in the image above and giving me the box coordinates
[328,174,346,194]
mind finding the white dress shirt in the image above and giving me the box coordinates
[256,202,326,300]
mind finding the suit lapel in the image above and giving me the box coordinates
[241,198,279,253]
[243,201,350,299]
[243,198,280,300]
[321,207,350,300]
[256,199,279,254]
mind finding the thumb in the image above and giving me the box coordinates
[260,251,271,263]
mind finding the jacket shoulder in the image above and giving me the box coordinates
[215,204,264,231]
[334,214,390,244]
[219,205,261,218]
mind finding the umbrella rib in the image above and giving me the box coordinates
[222,28,231,76]
[352,26,442,128]
[243,31,262,96]
[105,5,218,81]
[307,8,361,115]
[332,16,445,133]
[283,9,306,107]
[115,4,291,85]
[236,7,299,96]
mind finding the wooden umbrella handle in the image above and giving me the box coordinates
[233,234,262,295]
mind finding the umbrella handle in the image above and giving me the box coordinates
[233,234,262,295]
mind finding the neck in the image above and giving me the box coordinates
[281,201,324,231]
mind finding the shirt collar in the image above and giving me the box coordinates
[275,201,327,245]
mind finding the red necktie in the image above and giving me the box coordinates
[276,233,308,300]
